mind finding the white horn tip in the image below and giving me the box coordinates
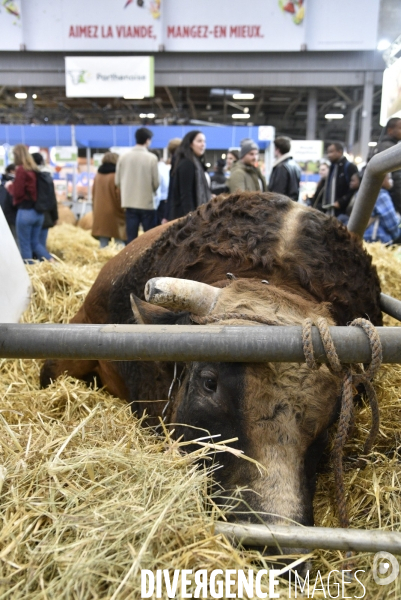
[144,277,221,315]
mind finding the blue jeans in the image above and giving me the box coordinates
[38,228,52,260]
[16,208,49,263]
[125,208,157,243]
[99,236,126,248]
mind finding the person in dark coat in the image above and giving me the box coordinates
[0,163,18,242]
[210,158,229,196]
[310,161,330,211]
[268,136,301,201]
[169,130,211,220]
[374,117,401,213]
[323,142,358,217]
[31,152,58,258]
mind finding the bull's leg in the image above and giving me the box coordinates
[40,305,101,390]
[40,358,100,388]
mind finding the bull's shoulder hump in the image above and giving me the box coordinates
[277,202,310,256]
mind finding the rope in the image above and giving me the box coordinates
[302,317,382,528]
[190,313,278,326]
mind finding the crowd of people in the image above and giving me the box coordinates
[310,118,401,243]
[2,118,401,263]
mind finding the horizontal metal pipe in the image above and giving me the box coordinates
[1,324,401,363]
[215,522,401,554]
[348,143,401,237]
[380,292,401,322]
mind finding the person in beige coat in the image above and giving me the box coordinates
[92,152,126,247]
[227,140,266,193]
[115,127,159,243]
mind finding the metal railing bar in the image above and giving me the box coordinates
[1,323,401,363]
[215,522,401,553]
[380,292,401,322]
[348,143,401,237]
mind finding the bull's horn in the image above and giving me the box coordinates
[144,277,221,315]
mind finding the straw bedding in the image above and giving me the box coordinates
[1,227,401,599]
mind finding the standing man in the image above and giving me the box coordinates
[227,140,266,193]
[375,117,401,213]
[115,127,159,243]
[268,137,301,201]
[323,142,358,217]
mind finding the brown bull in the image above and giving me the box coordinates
[41,193,382,533]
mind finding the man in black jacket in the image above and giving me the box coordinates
[323,142,358,217]
[375,118,401,213]
[268,136,301,201]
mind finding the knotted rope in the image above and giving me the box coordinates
[302,317,382,528]
[190,312,279,326]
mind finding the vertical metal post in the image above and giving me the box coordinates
[25,89,34,124]
[347,90,359,154]
[359,72,374,162]
[86,146,91,205]
[306,89,317,140]
[71,124,77,202]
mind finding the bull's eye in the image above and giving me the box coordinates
[204,378,217,393]
[200,370,218,393]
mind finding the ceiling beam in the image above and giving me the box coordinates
[154,96,165,115]
[164,86,178,111]
[333,86,354,105]
[252,89,264,123]
[186,88,197,119]
[318,96,340,114]
[225,100,246,111]
[283,94,303,120]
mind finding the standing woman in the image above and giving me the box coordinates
[225,149,239,176]
[169,131,211,220]
[311,161,330,210]
[12,144,49,262]
[92,152,126,247]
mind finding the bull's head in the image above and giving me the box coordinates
[133,277,342,532]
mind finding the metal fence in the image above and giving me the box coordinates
[1,321,401,363]
[2,144,401,551]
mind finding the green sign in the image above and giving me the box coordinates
[52,146,78,164]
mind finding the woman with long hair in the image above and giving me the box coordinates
[225,149,239,174]
[12,144,51,262]
[92,152,126,247]
[169,130,211,219]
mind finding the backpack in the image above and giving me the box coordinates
[35,171,57,214]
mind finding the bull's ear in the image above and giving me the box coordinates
[130,293,175,325]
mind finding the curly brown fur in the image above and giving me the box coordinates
[108,193,382,327]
